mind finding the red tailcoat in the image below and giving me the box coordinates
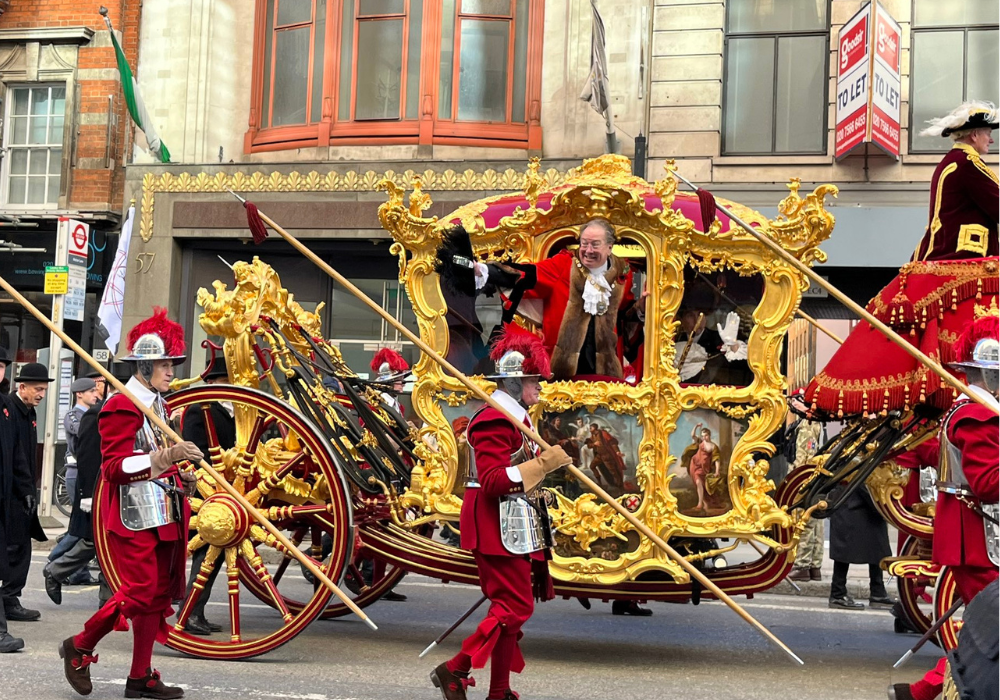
[932,399,999,569]
[912,143,999,262]
[521,250,635,363]
[97,393,190,609]
[461,406,532,558]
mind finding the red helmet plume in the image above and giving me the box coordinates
[123,307,186,363]
[953,314,999,368]
[489,323,551,379]
[371,347,409,379]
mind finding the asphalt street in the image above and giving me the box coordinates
[0,549,942,700]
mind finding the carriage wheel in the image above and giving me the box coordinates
[94,385,353,660]
[932,567,963,651]
[895,536,935,640]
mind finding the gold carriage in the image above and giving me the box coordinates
[94,155,846,660]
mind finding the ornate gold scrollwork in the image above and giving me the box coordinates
[380,154,836,584]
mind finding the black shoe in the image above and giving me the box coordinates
[45,571,63,605]
[4,601,40,621]
[869,595,897,610]
[0,632,24,653]
[577,597,592,610]
[612,600,653,616]
[124,669,184,699]
[183,616,212,636]
[429,662,473,700]
[828,596,864,610]
[382,590,407,602]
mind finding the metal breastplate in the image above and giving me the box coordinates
[119,396,177,532]
[499,435,553,555]
[938,400,999,566]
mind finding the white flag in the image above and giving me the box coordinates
[97,205,135,354]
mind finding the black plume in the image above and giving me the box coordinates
[435,224,477,297]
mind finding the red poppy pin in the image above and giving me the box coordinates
[2,408,7,417]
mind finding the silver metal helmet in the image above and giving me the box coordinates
[486,350,540,380]
[121,332,186,366]
[951,336,1000,370]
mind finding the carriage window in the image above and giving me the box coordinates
[671,265,761,387]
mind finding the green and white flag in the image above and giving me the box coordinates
[109,29,170,163]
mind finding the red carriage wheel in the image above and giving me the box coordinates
[895,535,936,639]
[94,385,353,660]
[932,567,963,651]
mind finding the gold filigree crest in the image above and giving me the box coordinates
[381,154,834,583]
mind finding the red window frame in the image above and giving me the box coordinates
[245,0,543,153]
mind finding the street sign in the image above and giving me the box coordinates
[67,219,90,258]
[835,2,901,160]
[44,266,69,295]
[58,218,89,322]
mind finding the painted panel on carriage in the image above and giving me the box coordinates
[667,409,746,518]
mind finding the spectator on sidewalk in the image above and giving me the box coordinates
[44,379,110,604]
[2,362,52,624]
[787,419,825,582]
[828,483,897,610]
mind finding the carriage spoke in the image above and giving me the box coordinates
[244,452,308,506]
[272,527,308,585]
[187,533,207,554]
[225,547,241,642]
[175,545,222,631]
[240,540,294,624]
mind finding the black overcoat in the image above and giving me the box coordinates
[829,485,892,564]
[0,395,39,578]
[182,401,237,454]
[68,400,103,540]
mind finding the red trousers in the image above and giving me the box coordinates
[909,565,999,700]
[76,532,182,652]
[452,552,534,673]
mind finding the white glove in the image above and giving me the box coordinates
[716,312,748,362]
[80,498,92,513]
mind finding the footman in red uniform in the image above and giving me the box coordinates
[890,314,999,700]
[60,309,204,699]
[430,327,569,700]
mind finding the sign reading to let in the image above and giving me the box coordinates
[835,2,901,159]
[44,266,69,295]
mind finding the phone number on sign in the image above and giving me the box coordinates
[837,113,867,142]
[873,112,899,143]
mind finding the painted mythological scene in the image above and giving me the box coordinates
[667,408,747,517]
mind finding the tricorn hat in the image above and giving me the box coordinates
[121,307,186,365]
[921,101,999,138]
[14,362,54,383]
[486,324,551,380]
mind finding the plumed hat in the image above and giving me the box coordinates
[371,347,410,382]
[921,101,999,138]
[121,307,186,365]
[951,314,999,371]
[487,324,551,380]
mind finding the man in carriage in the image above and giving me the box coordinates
[430,327,570,700]
[60,309,204,700]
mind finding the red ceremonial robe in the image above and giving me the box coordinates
[521,249,636,378]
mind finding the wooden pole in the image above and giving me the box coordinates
[668,167,997,415]
[0,274,377,632]
[230,195,804,665]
